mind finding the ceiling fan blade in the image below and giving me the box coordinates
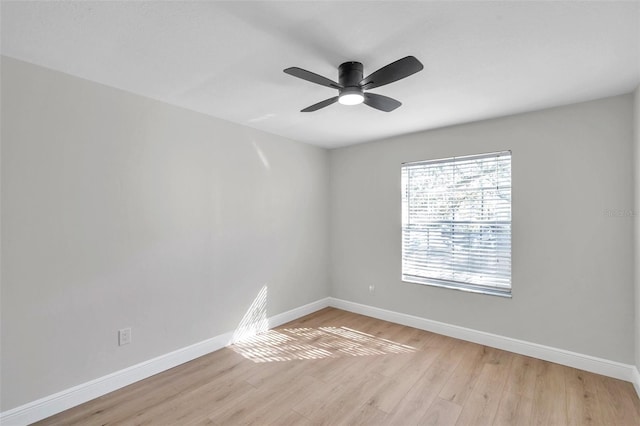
[363,93,402,112]
[284,67,343,89]
[359,56,424,90]
[301,96,339,112]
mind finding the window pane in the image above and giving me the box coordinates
[401,151,512,295]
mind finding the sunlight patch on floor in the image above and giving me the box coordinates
[230,325,415,363]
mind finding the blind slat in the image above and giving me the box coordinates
[402,151,512,292]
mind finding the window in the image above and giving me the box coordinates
[401,151,512,297]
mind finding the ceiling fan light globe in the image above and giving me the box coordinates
[339,92,364,106]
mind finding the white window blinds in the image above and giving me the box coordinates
[401,151,512,296]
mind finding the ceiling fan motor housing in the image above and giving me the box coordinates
[283,56,422,112]
[339,61,364,97]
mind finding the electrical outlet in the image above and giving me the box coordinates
[369,285,375,293]
[118,327,132,346]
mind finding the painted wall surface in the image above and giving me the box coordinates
[0,57,330,410]
[330,95,635,364]
[1,55,637,414]
[634,86,640,372]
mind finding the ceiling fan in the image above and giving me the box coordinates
[283,56,423,112]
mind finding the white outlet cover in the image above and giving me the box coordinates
[118,328,131,346]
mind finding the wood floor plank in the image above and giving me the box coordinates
[455,354,513,426]
[308,354,363,384]
[211,374,319,425]
[531,361,568,426]
[369,350,419,378]
[125,370,255,425]
[35,348,252,426]
[501,354,542,398]
[438,341,485,405]
[292,371,388,425]
[492,354,542,426]
[593,374,640,425]
[565,367,605,426]
[367,348,442,413]
[429,338,470,373]
[336,401,389,426]
[385,365,457,425]
[34,308,640,426]
[493,394,534,426]
[420,397,463,426]
[268,409,313,426]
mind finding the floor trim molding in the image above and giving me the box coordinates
[3,296,637,424]
[632,366,640,400]
[329,297,638,390]
[0,297,331,426]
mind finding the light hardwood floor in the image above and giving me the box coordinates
[35,308,640,425]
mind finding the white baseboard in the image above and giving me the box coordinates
[0,297,331,426]
[328,297,638,387]
[268,297,330,329]
[2,295,637,425]
[632,366,640,400]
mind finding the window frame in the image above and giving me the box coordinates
[401,150,512,298]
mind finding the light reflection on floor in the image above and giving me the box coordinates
[230,326,415,363]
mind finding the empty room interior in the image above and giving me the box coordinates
[2,1,640,425]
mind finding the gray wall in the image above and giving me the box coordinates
[634,86,640,372]
[1,56,637,413]
[0,57,330,410]
[330,95,635,364]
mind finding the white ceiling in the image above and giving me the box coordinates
[1,1,639,148]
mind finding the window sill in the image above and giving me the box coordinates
[402,275,512,298]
